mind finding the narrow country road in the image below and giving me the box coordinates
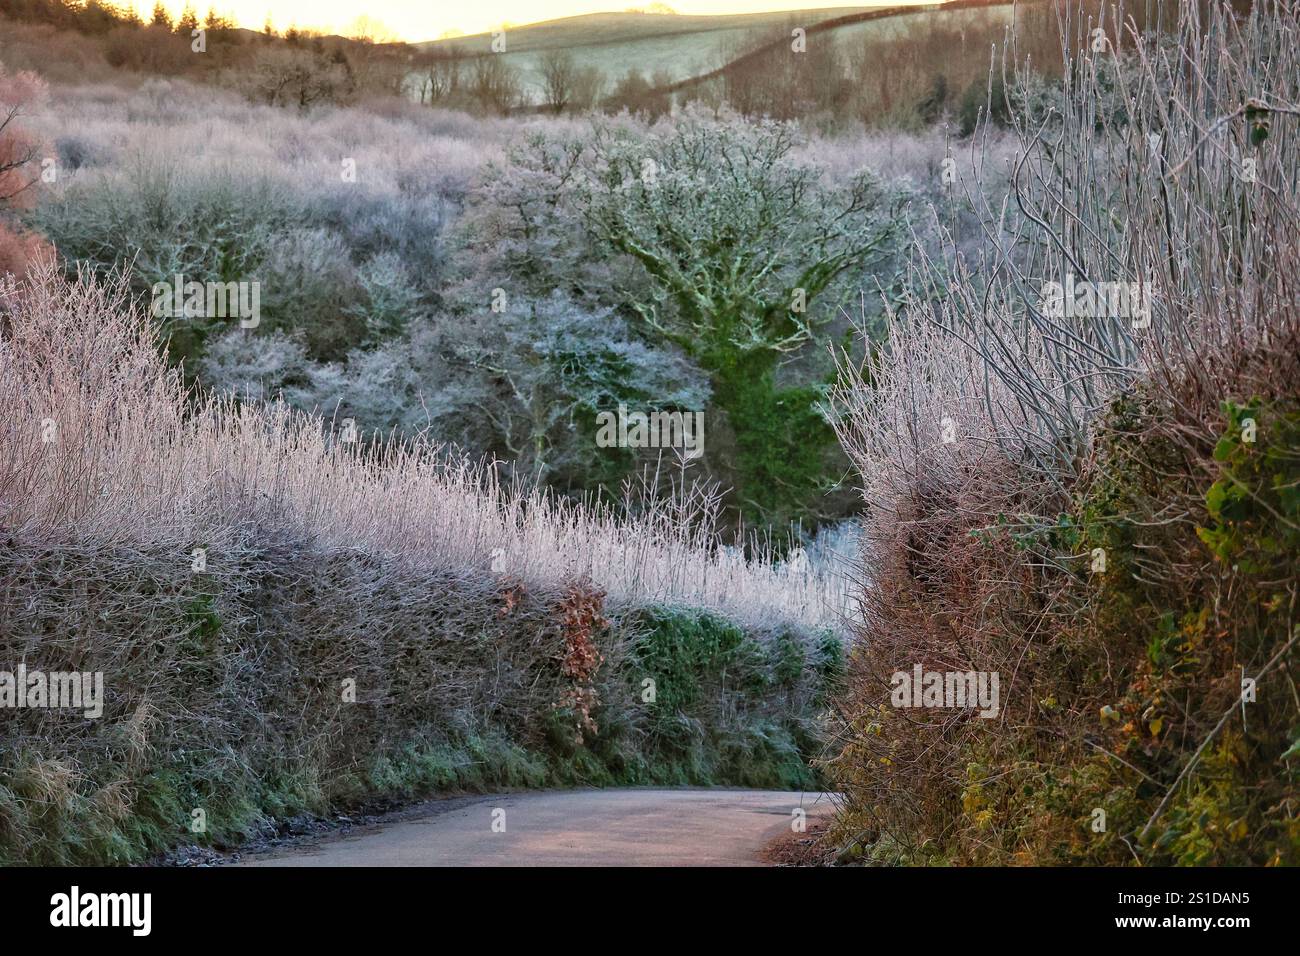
[237,789,834,867]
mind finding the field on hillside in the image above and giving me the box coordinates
[413,3,1027,109]
[406,1,1045,127]
[418,8,875,53]
[419,9,875,100]
[428,5,1018,103]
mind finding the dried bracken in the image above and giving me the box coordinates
[555,582,608,744]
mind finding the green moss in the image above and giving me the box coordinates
[772,631,807,686]
[623,605,833,789]
[630,605,785,710]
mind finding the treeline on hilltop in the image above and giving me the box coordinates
[0,0,414,104]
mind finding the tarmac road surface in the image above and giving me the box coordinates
[237,788,835,867]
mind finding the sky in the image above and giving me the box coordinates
[130,1,927,44]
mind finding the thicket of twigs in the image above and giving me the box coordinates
[827,0,1300,864]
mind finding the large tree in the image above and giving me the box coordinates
[469,55,522,115]
[539,49,577,115]
[575,112,903,528]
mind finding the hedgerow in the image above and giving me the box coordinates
[825,1,1300,866]
[0,264,842,865]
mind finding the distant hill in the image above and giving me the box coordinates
[416,9,877,54]
[416,2,1019,104]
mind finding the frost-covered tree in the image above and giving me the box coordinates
[540,49,577,115]
[0,62,45,207]
[346,251,423,344]
[467,111,904,528]
[576,110,905,527]
[579,111,898,368]
[203,294,708,494]
[419,293,709,491]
